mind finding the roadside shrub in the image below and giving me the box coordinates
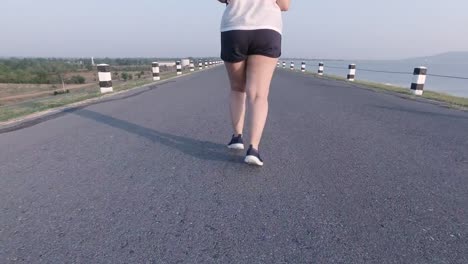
[66,75,85,84]
[121,72,129,81]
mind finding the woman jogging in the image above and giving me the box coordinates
[218,0,290,166]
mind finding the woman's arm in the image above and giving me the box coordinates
[276,0,290,11]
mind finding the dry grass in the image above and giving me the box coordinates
[286,69,468,110]
[0,69,194,122]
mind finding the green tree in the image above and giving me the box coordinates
[34,71,49,84]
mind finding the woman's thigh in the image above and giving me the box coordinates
[245,55,278,98]
[224,61,247,92]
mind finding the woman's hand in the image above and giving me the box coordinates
[276,0,290,11]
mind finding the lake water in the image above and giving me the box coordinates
[285,59,468,98]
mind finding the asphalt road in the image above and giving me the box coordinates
[1,67,467,263]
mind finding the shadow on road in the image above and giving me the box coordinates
[71,109,243,163]
[0,82,176,134]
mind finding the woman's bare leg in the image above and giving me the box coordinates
[224,61,247,136]
[245,55,278,149]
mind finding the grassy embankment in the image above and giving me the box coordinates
[286,69,468,109]
[0,70,188,122]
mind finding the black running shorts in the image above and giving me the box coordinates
[221,29,282,63]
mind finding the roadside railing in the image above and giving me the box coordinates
[97,59,222,94]
[279,61,468,96]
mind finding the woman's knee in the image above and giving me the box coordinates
[247,93,268,104]
[230,82,246,92]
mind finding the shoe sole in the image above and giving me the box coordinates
[228,143,244,150]
[244,155,264,166]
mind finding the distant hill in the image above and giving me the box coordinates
[402,51,468,64]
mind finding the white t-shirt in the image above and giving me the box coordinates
[220,0,283,34]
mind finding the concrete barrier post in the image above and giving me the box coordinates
[277,62,280,68]
[198,61,203,70]
[205,61,208,69]
[176,61,182,75]
[189,60,194,72]
[282,61,286,68]
[152,62,160,81]
[290,61,295,71]
[301,62,306,72]
[411,67,427,96]
[318,62,324,76]
[347,64,356,81]
[97,64,113,94]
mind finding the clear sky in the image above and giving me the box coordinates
[1,0,467,60]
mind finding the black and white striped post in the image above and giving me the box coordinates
[290,61,295,71]
[176,61,182,75]
[198,61,202,70]
[205,61,208,69]
[410,67,427,96]
[301,62,306,72]
[152,62,160,81]
[347,64,356,81]
[277,62,280,68]
[318,62,324,76]
[282,61,286,68]
[189,60,194,72]
[97,64,113,93]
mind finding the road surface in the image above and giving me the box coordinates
[1,67,467,263]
